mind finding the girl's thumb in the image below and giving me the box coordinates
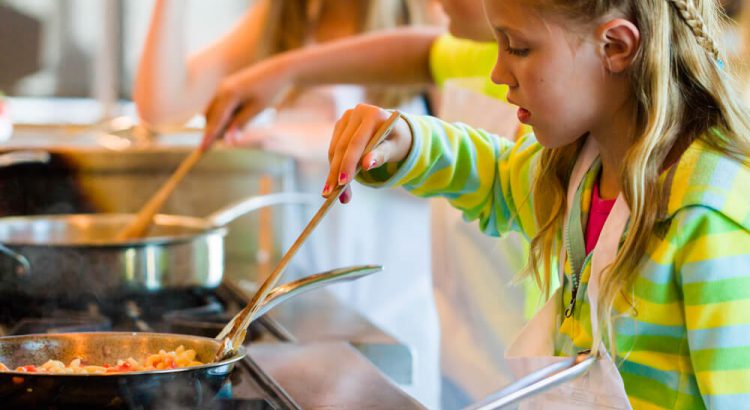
[362,140,396,171]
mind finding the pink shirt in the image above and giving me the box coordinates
[585,181,617,255]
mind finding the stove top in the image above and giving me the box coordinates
[0,284,299,410]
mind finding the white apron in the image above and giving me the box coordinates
[504,137,632,409]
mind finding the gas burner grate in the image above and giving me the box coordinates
[9,314,112,335]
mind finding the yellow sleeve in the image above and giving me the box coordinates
[429,34,507,100]
[428,34,531,138]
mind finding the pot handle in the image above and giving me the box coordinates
[463,352,595,410]
[0,243,31,277]
[217,265,382,340]
[256,264,382,317]
[206,192,319,226]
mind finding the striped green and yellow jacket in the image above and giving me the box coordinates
[360,113,750,409]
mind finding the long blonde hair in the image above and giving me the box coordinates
[525,0,750,354]
[256,0,429,57]
[254,0,433,108]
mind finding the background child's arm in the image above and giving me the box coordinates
[201,27,441,147]
[134,0,270,128]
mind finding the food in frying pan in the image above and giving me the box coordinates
[0,345,203,374]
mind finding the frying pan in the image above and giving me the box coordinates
[0,264,382,408]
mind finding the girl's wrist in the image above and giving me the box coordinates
[391,115,415,163]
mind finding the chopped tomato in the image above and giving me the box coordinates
[115,362,133,371]
[104,362,133,373]
[19,365,37,373]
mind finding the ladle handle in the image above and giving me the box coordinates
[215,265,382,340]
[464,353,595,410]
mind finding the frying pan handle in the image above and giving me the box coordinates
[0,243,31,277]
[216,265,382,341]
[256,264,383,317]
[206,192,319,226]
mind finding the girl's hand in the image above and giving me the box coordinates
[324,104,413,204]
[201,58,293,150]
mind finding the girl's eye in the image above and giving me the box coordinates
[505,46,530,57]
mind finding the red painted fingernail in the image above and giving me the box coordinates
[339,189,350,204]
[338,172,348,185]
[322,183,330,196]
[367,158,378,170]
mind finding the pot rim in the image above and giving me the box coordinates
[0,213,227,248]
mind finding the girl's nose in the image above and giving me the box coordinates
[491,56,515,88]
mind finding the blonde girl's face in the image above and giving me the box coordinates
[484,0,617,148]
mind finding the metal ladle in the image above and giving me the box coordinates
[239,264,383,323]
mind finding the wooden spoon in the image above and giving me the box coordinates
[115,146,206,241]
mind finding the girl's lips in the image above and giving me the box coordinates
[517,107,531,124]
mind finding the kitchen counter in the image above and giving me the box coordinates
[224,258,421,408]
[227,273,416,389]
[248,342,424,410]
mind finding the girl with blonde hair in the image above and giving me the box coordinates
[320,0,750,407]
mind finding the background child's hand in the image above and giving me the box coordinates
[323,104,413,203]
[201,58,293,150]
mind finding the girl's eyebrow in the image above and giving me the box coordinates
[493,25,527,38]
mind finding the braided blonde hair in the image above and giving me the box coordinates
[524,0,750,356]
[667,0,722,61]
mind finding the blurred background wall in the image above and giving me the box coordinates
[0,0,252,99]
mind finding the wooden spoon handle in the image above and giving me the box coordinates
[116,147,205,241]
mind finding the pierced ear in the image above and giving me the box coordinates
[597,18,640,73]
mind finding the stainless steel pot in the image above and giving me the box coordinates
[0,192,316,301]
[0,264,381,408]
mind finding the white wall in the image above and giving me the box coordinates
[5,0,253,98]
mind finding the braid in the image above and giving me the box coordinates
[666,0,721,61]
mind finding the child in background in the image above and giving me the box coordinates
[323,0,750,408]
[135,0,435,129]
[134,1,442,407]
